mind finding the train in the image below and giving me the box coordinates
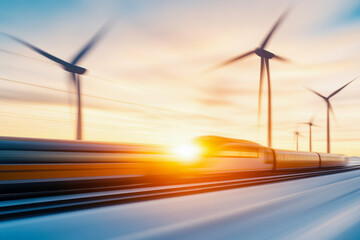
[0,136,177,181]
[193,136,348,173]
[0,136,348,181]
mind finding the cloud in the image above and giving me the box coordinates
[200,85,254,97]
[196,98,235,107]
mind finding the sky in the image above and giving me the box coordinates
[1,0,360,155]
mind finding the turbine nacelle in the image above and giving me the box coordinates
[63,64,87,75]
[255,48,275,59]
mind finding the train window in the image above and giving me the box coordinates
[217,148,259,158]
[264,149,274,164]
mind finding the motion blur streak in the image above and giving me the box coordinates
[285,202,360,240]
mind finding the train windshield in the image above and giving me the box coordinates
[216,146,259,158]
[194,136,261,159]
[217,148,259,158]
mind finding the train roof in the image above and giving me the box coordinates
[195,135,263,148]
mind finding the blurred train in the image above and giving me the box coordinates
[194,136,348,173]
[0,136,177,181]
[0,136,348,181]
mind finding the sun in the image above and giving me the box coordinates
[171,144,201,163]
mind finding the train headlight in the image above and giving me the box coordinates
[171,144,201,164]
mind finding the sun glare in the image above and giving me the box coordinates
[172,144,201,163]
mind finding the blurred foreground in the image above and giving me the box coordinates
[2,168,360,239]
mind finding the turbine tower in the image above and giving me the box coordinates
[208,9,290,148]
[294,130,302,151]
[308,77,357,153]
[4,22,111,140]
[299,116,319,152]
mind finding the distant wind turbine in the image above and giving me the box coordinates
[299,116,319,152]
[294,130,302,151]
[3,22,111,140]
[307,77,358,153]
[208,8,291,148]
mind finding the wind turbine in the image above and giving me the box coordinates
[3,22,111,140]
[307,77,357,153]
[299,116,319,152]
[208,9,291,148]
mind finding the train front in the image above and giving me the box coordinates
[170,136,275,176]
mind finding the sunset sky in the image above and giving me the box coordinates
[1,0,360,155]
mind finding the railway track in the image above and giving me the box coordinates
[1,165,360,221]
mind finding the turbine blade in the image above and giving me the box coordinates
[307,87,327,100]
[206,50,255,72]
[4,33,71,67]
[328,76,358,98]
[258,57,265,130]
[273,54,291,62]
[67,73,77,113]
[70,72,77,85]
[312,123,320,127]
[310,114,316,124]
[71,20,113,65]
[293,133,296,144]
[260,8,290,49]
[329,102,338,124]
